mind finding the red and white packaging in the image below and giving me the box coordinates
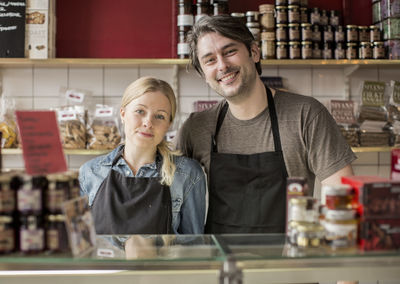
[359,218,400,251]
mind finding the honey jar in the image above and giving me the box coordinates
[323,184,355,210]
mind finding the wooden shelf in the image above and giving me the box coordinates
[0,147,396,155]
[0,58,399,67]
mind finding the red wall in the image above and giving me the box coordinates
[56,0,372,58]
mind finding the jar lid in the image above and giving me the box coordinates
[326,209,355,220]
[246,22,260,28]
[301,41,312,45]
[289,41,301,45]
[300,7,307,11]
[231,12,245,17]
[246,11,259,16]
[276,24,288,28]
[0,215,13,223]
[48,214,66,222]
[347,42,358,46]
[288,5,300,9]
[370,25,379,29]
[301,23,312,27]
[275,6,288,9]
[346,24,358,28]
[276,41,288,46]
[288,23,300,27]
[373,41,384,45]
[358,25,368,30]
[323,184,353,196]
[360,41,372,46]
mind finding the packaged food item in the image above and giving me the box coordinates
[296,222,325,248]
[385,39,400,59]
[87,105,121,150]
[324,209,358,249]
[322,184,356,210]
[0,96,19,148]
[360,218,400,250]
[0,215,15,254]
[358,81,388,123]
[19,214,45,254]
[55,105,87,149]
[46,214,69,253]
[330,100,360,147]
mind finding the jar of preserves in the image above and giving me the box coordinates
[261,40,276,59]
[289,41,301,59]
[19,214,45,254]
[370,25,381,42]
[310,7,320,25]
[313,42,322,59]
[288,23,301,41]
[276,24,288,41]
[359,42,373,59]
[323,42,333,59]
[288,5,300,24]
[246,11,259,23]
[259,5,275,31]
[358,26,369,42]
[334,25,345,42]
[275,6,288,24]
[46,174,69,214]
[312,24,321,42]
[231,13,246,25]
[46,214,69,253]
[373,41,386,59]
[301,23,312,41]
[300,7,308,23]
[346,25,359,42]
[276,41,288,59]
[323,184,355,209]
[296,223,325,248]
[334,42,346,59]
[288,197,318,222]
[17,175,44,214]
[320,9,329,26]
[323,25,334,42]
[301,41,313,59]
[0,174,15,214]
[324,209,358,249]
[329,10,340,26]
[346,42,358,59]
[0,215,15,254]
[246,22,261,42]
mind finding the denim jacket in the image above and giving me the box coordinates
[79,145,206,234]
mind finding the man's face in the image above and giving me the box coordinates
[196,32,260,100]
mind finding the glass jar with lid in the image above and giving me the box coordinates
[334,25,345,42]
[358,26,369,42]
[323,184,355,209]
[323,25,334,43]
[320,9,329,26]
[288,196,318,223]
[373,41,385,59]
[19,214,45,254]
[0,174,15,214]
[0,215,15,254]
[46,174,69,214]
[312,24,321,42]
[334,42,346,59]
[288,5,300,24]
[300,7,308,23]
[275,6,288,24]
[288,23,301,41]
[276,24,288,41]
[17,175,45,214]
[301,23,312,41]
[359,42,373,59]
[346,25,359,42]
[301,41,313,59]
[310,7,320,25]
[46,214,69,253]
[370,25,381,42]
[323,42,333,59]
[313,42,322,59]
[296,223,325,248]
[259,4,275,31]
[324,209,358,249]
[329,10,340,26]
[246,22,261,42]
[346,42,358,59]
[276,41,288,59]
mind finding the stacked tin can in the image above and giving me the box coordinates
[0,171,80,255]
[177,0,195,59]
[372,0,400,59]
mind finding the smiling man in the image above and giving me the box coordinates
[175,15,356,234]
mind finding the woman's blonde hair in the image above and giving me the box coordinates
[121,76,180,186]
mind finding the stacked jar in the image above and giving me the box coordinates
[321,184,358,250]
[0,174,16,254]
[177,0,194,59]
[212,0,229,16]
[196,0,211,22]
[372,0,396,59]
[259,4,276,59]
[246,11,261,46]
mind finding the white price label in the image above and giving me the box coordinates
[65,90,85,103]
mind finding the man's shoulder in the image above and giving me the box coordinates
[185,100,225,126]
[275,89,325,113]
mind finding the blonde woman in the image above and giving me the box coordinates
[79,77,206,234]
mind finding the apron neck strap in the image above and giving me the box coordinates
[212,85,283,153]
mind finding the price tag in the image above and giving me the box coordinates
[16,111,67,175]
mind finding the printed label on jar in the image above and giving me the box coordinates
[260,13,275,29]
[289,11,300,23]
[276,11,288,24]
[262,41,276,59]
[313,48,321,59]
[359,46,372,59]
[0,190,15,213]
[335,49,345,59]
[330,16,339,26]
[177,43,190,55]
[347,30,358,42]
[17,189,42,212]
[277,46,288,59]
[46,190,66,211]
[302,29,312,41]
[276,28,287,41]
[302,47,313,59]
[374,47,385,59]
[335,31,345,42]
[310,13,320,25]
[324,31,333,42]
[20,228,44,251]
[289,46,301,59]
[323,49,333,59]
[46,228,59,251]
[324,222,357,248]
[0,229,14,252]
[177,14,194,26]
[347,48,357,59]
[289,29,300,41]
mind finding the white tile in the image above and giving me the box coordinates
[278,67,312,96]
[312,68,345,97]
[33,67,68,97]
[14,97,33,110]
[1,67,33,97]
[352,165,379,176]
[33,97,60,110]
[379,151,391,165]
[2,155,25,170]
[68,67,103,96]
[349,68,379,101]
[352,152,378,165]
[179,68,208,97]
[378,67,400,83]
[104,97,122,108]
[139,66,175,86]
[378,165,390,178]
[104,67,139,97]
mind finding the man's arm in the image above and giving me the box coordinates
[321,164,354,186]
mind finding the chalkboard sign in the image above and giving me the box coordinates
[0,1,26,57]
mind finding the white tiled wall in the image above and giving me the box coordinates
[0,64,394,179]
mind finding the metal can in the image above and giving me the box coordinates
[288,5,300,24]
[346,25,359,42]
[373,41,386,59]
[275,6,288,24]
[358,26,370,42]
[301,41,313,59]
[359,42,373,59]
[276,41,288,59]
[289,41,301,59]
[301,23,313,41]
[335,25,345,42]
[346,42,358,59]
[288,23,301,41]
[276,24,288,41]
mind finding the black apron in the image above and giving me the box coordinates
[205,86,288,234]
[91,148,172,234]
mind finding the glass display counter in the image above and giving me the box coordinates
[0,234,399,284]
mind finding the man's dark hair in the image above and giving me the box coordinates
[187,15,262,76]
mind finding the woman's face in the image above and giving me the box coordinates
[120,91,172,151]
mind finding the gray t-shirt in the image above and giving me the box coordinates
[176,89,357,195]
